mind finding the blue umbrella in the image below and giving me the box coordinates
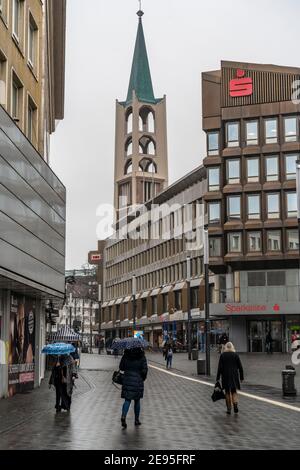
[112,337,149,350]
[42,343,75,355]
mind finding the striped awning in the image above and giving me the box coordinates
[48,325,81,342]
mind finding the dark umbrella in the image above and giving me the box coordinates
[111,337,148,350]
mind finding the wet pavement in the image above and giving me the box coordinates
[0,353,299,450]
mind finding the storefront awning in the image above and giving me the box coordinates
[161,285,173,294]
[140,291,150,299]
[115,297,123,305]
[173,282,186,292]
[150,288,161,297]
[123,296,132,303]
[190,278,201,288]
[108,300,115,307]
[102,301,109,308]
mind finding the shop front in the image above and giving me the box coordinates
[210,302,300,353]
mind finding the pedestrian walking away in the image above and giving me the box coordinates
[119,348,148,429]
[216,342,244,415]
[265,331,273,354]
[165,344,173,369]
[218,332,229,354]
[49,355,77,413]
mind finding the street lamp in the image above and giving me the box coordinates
[186,255,192,360]
[98,284,102,355]
[132,275,137,334]
[204,229,211,376]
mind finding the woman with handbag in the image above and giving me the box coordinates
[119,347,148,429]
[216,342,244,415]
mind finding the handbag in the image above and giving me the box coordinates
[112,370,124,386]
[211,381,225,402]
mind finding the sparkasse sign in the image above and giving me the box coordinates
[210,302,300,316]
[229,69,253,97]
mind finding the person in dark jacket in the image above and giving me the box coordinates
[49,355,76,412]
[218,332,229,353]
[216,342,244,415]
[265,331,273,354]
[119,348,148,428]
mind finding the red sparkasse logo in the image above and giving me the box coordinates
[91,254,101,261]
[229,69,253,97]
[225,304,267,313]
[273,304,280,312]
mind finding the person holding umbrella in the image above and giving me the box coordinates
[43,343,77,413]
[113,337,148,429]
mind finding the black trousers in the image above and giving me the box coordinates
[55,383,71,410]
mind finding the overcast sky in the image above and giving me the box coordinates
[50,0,300,270]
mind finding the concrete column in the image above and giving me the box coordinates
[34,299,44,388]
[226,272,234,302]
[230,317,247,353]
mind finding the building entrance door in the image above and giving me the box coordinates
[248,320,283,352]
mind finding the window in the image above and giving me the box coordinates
[248,232,262,252]
[266,156,279,181]
[191,287,199,309]
[247,195,260,220]
[27,96,37,144]
[0,51,7,107]
[287,230,299,251]
[174,291,182,311]
[116,304,120,321]
[209,238,221,257]
[284,117,297,142]
[247,158,259,183]
[285,154,298,180]
[162,294,168,314]
[246,120,258,145]
[28,13,38,70]
[286,192,297,218]
[208,202,220,224]
[207,131,219,155]
[0,0,7,21]
[208,167,220,191]
[227,196,241,219]
[267,231,281,251]
[226,122,239,147]
[227,159,240,184]
[248,272,265,286]
[11,72,23,124]
[124,303,128,319]
[228,233,242,253]
[267,193,280,219]
[265,118,278,144]
[267,271,285,286]
[152,297,158,315]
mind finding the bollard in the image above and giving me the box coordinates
[282,366,297,397]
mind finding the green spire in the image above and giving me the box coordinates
[125,10,157,106]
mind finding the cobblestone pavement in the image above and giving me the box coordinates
[0,353,299,450]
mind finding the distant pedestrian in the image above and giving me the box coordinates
[219,332,229,353]
[165,345,173,369]
[265,331,273,354]
[49,355,77,413]
[119,348,148,429]
[216,342,244,415]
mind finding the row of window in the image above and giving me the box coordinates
[208,192,297,223]
[106,257,203,300]
[0,62,38,144]
[209,230,299,256]
[208,154,298,190]
[207,116,300,155]
[0,0,39,72]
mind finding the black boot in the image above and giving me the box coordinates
[233,403,239,414]
[121,416,127,429]
[135,418,142,426]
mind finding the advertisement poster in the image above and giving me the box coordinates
[8,295,36,396]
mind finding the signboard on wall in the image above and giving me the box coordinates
[210,302,300,316]
[8,295,35,396]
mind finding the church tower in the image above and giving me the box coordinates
[114,9,169,221]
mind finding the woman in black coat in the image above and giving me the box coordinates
[216,342,244,415]
[119,348,148,428]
